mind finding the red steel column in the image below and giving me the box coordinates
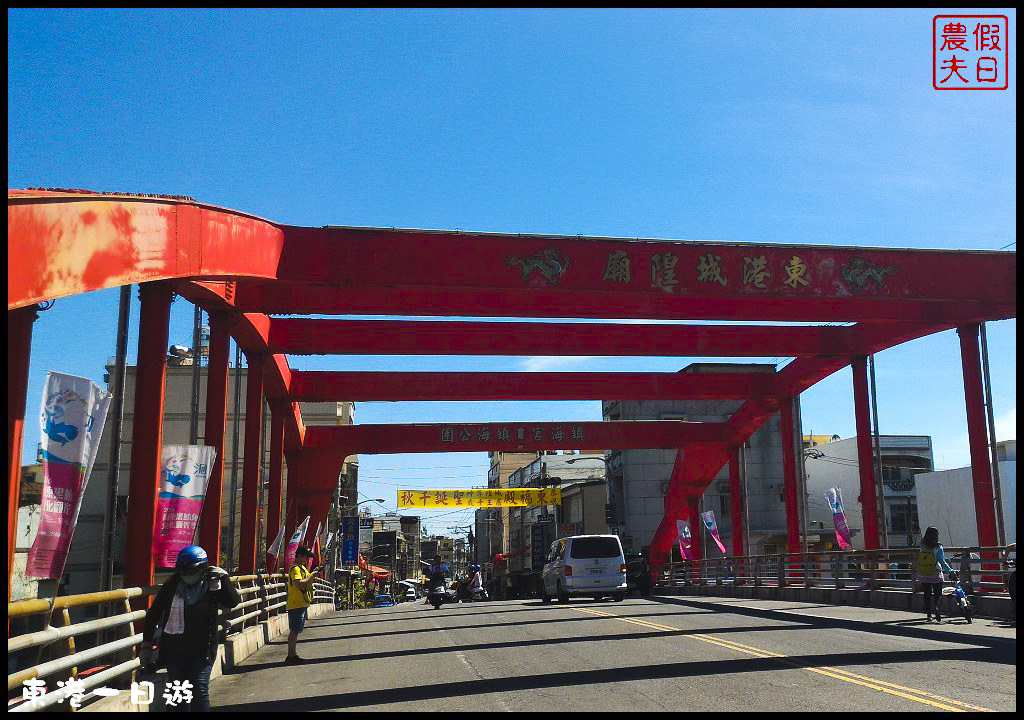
[851,357,881,550]
[8,305,38,600]
[728,446,744,559]
[238,351,265,574]
[780,398,801,553]
[956,324,999,549]
[124,282,172,591]
[198,312,231,562]
[266,398,286,560]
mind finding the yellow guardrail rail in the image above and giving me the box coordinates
[7,573,336,712]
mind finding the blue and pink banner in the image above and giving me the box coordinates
[675,518,692,560]
[28,373,112,578]
[700,510,728,555]
[154,445,216,568]
[825,487,853,550]
[284,516,310,570]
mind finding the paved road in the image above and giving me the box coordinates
[213,595,1016,712]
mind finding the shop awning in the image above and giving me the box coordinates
[366,564,391,579]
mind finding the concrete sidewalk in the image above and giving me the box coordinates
[658,582,1015,623]
[652,591,1016,643]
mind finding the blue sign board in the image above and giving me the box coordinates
[341,516,359,566]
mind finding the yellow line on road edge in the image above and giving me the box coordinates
[572,607,993,712]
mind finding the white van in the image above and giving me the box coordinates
[541,534,627,603]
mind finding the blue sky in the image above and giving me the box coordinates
[8,9,1016,534]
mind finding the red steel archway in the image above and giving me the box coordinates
[7,189,1016,596]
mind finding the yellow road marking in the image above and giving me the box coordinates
[572,607,993,712]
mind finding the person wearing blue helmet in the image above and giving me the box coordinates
[141,545,240,712]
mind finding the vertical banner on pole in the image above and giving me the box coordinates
[675,519,692,560]
[284,516,310,570]
[341,516,359,565]
[825,487,853,550]
[700,510,728,555]
[28,373,112,578]
[310,521,323,568]
[153,445,217,568]
[266,526,286,571]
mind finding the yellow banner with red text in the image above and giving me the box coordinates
[398,487,561,509]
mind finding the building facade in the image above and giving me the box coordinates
[505,452,609,595]
[915,440,1016,547]
[804,435,934,550]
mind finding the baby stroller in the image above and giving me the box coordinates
[942,571,974,624]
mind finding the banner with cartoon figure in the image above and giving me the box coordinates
[675,518,692,560]
[700,510,728,555]
[27,373,112,578]
[284,516,310,570]
[825,487,853,550]
[154,445,217,568]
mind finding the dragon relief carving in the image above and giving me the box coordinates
[840,257,898,292]
[504,247,570,285]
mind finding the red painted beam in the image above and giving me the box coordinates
[234,282,1015,325]
[302,420,728,458]
[268,318,854,357]
[274,227,1016,306]
[288,370,778,402]
[8,192,284,311]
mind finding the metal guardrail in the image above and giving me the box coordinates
[651,545,1014,595]
[7,573,335,712]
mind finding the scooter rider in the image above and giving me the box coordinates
[426,555,450,608]
[427,555,449,588]
[468,564,484,597]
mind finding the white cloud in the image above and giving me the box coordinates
[519,356,595,372]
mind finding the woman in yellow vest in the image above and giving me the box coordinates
[917,526,955,623]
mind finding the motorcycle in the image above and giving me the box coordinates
[427,585,451,610]
[451,578,488,603]
[942,571,974,624]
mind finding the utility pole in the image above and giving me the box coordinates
[226,343,243,571]
[868,355,888,550]
[100,285,131,592]
[980,323,1006,546]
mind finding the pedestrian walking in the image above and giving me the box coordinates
[916,526,955,622]
[285,545,322,664]
[141,545,240,712]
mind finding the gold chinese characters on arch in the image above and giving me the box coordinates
[398,488,562,509]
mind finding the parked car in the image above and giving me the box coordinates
[404,588,418,602]
[371,594,396,608]
[541,534,627,603]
